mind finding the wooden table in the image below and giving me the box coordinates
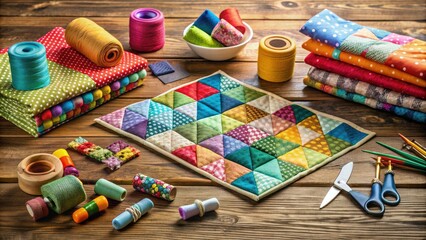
[1,1,425,239]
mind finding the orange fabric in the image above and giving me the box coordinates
[385,39,426,79]
[302,39,426,88]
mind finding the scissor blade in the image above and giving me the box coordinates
[320,186,341,209]
[319,162,354,209]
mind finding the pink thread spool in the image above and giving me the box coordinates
[129,8,165,52]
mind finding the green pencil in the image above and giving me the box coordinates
[376,141,425,165]
[362,150,426,171]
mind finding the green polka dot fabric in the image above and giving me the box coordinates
[0,27,148,137]
[96,71,375,201]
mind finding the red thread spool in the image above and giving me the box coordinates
[129,8,165,52]
[219,8,245,34]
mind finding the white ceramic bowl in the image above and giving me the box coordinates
[183,22,253,61]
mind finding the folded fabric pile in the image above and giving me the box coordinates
[0,27,148,137]
[300,9,426,123]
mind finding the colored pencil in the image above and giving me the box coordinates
[398,133,426,157]
[363,150,426,171]
[376,141,425,164]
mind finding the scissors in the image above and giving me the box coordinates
[320,159,400,217]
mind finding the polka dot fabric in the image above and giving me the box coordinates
[0,27,148,137]
[300,9,426,80]
[95,71,374,201]
[38,27,147,87]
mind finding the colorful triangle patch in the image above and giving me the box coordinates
[277,160,305,181]
[271,115,294,135]
[221,115,245,133]
[172,145,197,166]
[127,100,150,118]
[224,159,251,183]
[325,135,352,155]
[291,104,314,123]
[220,74,241,92]
[196,145,223,167]
[317,115,342,134]
[223,104,247,123]
[222,85,246,103]
[198,93,221,113]
[275,125,302,145]
[221,94,244,112]
[201,159,226,181]
[173,122,197,143]
[273,105,296,123]
[199,135,224,156]
[253,171,282,195]
[147,130,172,152]
[254,159,283,181]
[197,122,222,143]
[244,86,265,102]
[278,146,309,169]
[248,115,273,134]
[171,131,194,152]
[197,101,220,120]
[245,105,269,123]
[303,135,332,156]
[99,108,125,129]
[303,147,329,168]
[197,82,219,100]
[152,91,174,109]
[327,123,368,145]
[231,172,258,195]
[175,101,197,120]
[122,108,148,131]
[199,73,221,90]
[174,91,195,109]
[223,135,248,157]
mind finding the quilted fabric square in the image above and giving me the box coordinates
[149,61,175,76]
[95,71,375,201]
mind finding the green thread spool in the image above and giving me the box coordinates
[183,26,223,48]
[41,175,87,214]
[94,178,127,202]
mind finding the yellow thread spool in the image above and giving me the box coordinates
[258,35,296,83]
[65,18,124,67]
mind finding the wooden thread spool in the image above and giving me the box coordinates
[17,153,63,195]
[258,35,296,83]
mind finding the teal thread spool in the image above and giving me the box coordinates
[94,178,127,202]
[41,175,87,214]
[112,198,154,230]
[8,41,50,91]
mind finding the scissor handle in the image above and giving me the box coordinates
[364,182,385,217]
[348,190,369,210]
[381,171,401,206]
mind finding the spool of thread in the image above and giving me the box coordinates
[133,173,176,201]
[65,18,124,67]
[220,8,246,34]
[94,178,127,202]
[8,41,50,91]
[26,197,50,221]
[211,19,243,46]
[258,35,296,82]
[52,149,79,177]
[112,198,154,230]
[17,153,63,195]
[179,198,220,220]
[25,175,87,220]
[41,175,87,214]
[193,9,220,35]
[72,195,109,223]
[129,8,165,52]
[184,26,223,48]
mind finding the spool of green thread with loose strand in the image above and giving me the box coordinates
[41,175,87,214]
[94,178,127,202]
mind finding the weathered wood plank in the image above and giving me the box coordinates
[1,18,425,61]
[0,0,425,21]
[1,136,425,186]
[0,183,425,239]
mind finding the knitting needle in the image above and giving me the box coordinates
[374,157,426,174]
[363,150,426,170]
[376,141,425,164]
[402,143,426,161]
[398,133,426,157]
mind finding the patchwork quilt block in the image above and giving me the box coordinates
[96,71,375,201]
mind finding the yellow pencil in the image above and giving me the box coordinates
[399,133,426,157]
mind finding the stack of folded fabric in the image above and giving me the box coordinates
[299,9,426,123]
[0,27,148,137]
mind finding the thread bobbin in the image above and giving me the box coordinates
[112,198,154,230]
[17,153,63,195]
[8,41,50,91]
[94,178,127,202]
[178,198,220,220]
[258,35,296,83]
[129,8,165,52]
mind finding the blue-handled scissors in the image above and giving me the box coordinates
[320,160,400,217]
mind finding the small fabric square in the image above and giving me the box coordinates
[149,61,175,76]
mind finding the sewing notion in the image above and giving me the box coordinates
[52,149,79,177]
[129,8,165,52]
[25,175,87,220]
[179,198,220,220]
[133,173,176,201]
[73,195,109,223]
[320,160,400,217]
[17,153,63,195]
[94,178,127,202]
[112,198,154,230]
